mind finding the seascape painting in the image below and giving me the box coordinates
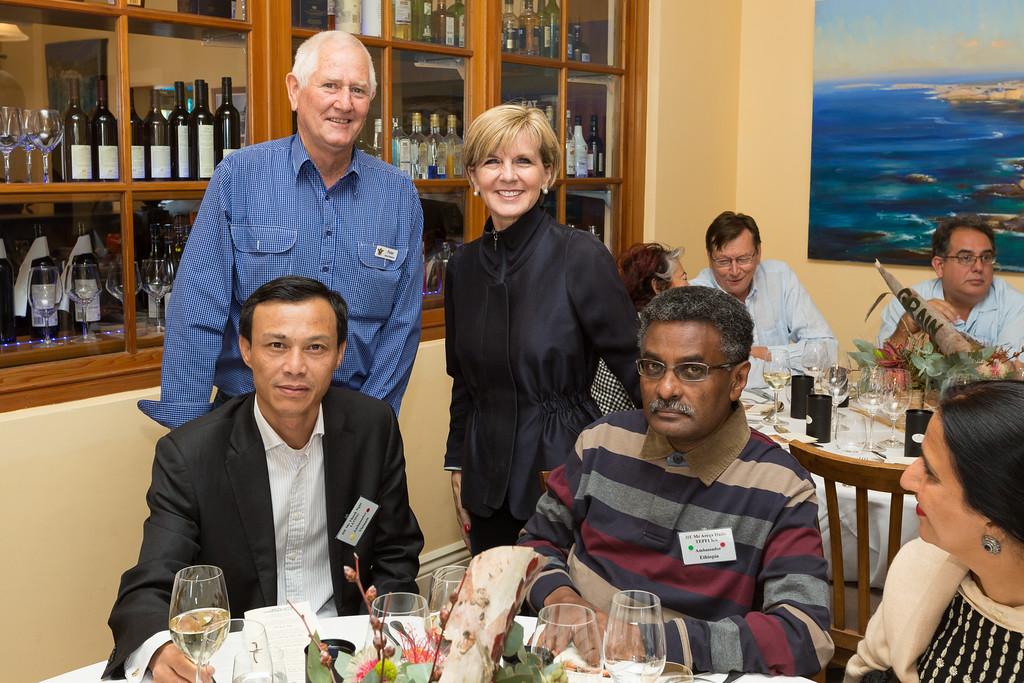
[809,0,1024,270]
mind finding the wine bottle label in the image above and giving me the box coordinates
[151,145,172,179]
[446,17,455,45]
[176,127,191,177]
[587,152,595,172]
[398,139,412,177]
[581,51,591,63]
[222,148,237,158]
[71,145,93,180]
[74,298,102,323]
[131,145,146,179]
[148,293,159,319]
[458,16,465,47]
[396,0,411,23]
[31,305,57,328]
[597,152,605,175]
[544,26,552,49]
[339,0,360,31]
[98,145,119,180]
[197,124,215,178]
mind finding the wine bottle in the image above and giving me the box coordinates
[170,81,192,180]
[435,0,451,46]
[413,0,432,43]
[145,88,171,181]
[370,117,383,158]
[587,114,604,178]
[444,114,462,177]
[394,0,412,40]
[0,238,14,344]
[427,113,442,179]
[392,117,412,178]
[129,90,146,181]
[28,226,59,341]
[410,112,428,180]
[573,116,588,178]
[519,0,541,56]
[540,0,559,58]
[191,79,215,180]
[337,0,360,32]
[449,0,465,48]
[214,76,241,164]
[91,75,119,181]
[71,222,102,326]
[564,109,574,176]
[63,77,93,182]
[501,0,518,53]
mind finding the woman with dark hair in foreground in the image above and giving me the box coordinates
[846,380,1024,683]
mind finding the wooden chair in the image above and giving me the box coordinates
[789,441,911,671]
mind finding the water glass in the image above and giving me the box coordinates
[428,564,466,613]
[824,364,849,441]
[24,109,63,183]
[0,106,21,182]
[225,620,277,683]
[29,264,63,346]
[835,411,867,453]
[67,262,101,341]
[602,590,666,683]
[857,367,884,451]
[530,603,602,672]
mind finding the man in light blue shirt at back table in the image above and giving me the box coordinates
[878,213,1024,353]
[691,211,836,388]
[140,30,423,429]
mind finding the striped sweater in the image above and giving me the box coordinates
[519,405,834,676]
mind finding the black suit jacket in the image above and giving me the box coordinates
[103,388,423,679]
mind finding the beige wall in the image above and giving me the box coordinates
[2,341,456,682]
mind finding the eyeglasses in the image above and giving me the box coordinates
[941,251,996,268]
[711,253,757,269]
[636,358,735,382]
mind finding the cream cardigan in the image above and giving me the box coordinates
[845,538,1024,682]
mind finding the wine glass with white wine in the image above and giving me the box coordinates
[762,349,792,427]
[169,565,230,683]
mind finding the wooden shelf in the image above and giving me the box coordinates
[502,53,624,76]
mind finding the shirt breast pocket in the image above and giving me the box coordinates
[346,241,409,320]
[230,224,298,303]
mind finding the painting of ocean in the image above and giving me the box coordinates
[810,1,1024,271]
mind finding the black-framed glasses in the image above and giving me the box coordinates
[941,251,996,268]
[636,358,736,382]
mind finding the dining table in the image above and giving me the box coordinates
[43,615,816,683]
[742,390,920,588]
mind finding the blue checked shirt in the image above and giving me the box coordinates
[139,135,424,429]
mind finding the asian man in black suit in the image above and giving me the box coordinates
[104,276,423,682]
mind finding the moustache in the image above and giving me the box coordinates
[648,398,695,416]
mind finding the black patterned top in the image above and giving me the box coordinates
[918,590,1024,682]
[590,357,638,415]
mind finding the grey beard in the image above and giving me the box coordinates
[648,398,695,416]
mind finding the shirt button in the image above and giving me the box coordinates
[326,230,332,236]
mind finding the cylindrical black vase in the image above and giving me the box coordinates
[790,374,814,419]
[904,409,933,458]
[806,393,833,442]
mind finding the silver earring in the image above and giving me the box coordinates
[982,534,1002,555]
[542,187,549,195]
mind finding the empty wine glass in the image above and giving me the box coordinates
[106,259,142,303]
[824,363,849,442]
[879,368,910,449]
[25,109,63,184]
[762,349,791,427]
[141,258,174,332]
[802,339,829,393]
[169,565,230,683]
[19,109,35,182]
[858,367,885,451]
[428,564,466,614]
[29,264,63,347]
[602,590,666,683]
[529,603,603,673]
[67,262,102,341]
[368,592,429,659]
[0,106,21,183]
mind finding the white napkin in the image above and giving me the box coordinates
[13,235,49,316]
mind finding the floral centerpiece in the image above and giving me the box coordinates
[301,547,568,683]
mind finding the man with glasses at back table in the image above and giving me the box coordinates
[878,213,1024,352]
[519,286,833,677]
[691,211,835,389]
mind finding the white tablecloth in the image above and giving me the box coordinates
[743,392,919,587]
[44,615,813,683]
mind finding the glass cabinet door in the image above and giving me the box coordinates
[567,70,618,178]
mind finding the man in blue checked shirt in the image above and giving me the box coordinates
[140,30,423,428]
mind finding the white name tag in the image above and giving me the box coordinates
[337,497,379,546]
[679,528,737,565]
[375,245,399,261]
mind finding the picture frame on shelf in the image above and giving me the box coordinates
[44,38,109,116]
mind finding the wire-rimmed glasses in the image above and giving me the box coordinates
[0,106,21,183]
[24,109,63,184]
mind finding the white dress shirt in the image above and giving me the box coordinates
[692,259,836,388]
[124,398,336,681]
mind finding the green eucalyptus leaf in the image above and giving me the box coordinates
[305,632,335,683]
[364,668,382,683]
[402,662,433,683]
[503,621,525,658]
[853,339,878,354]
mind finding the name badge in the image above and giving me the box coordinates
[679,528,737,565]
[336,497,380,546]
[375,245,398,261]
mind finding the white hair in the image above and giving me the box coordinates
[291,30,377,97]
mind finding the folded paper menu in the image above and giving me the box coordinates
[244,601,318,683]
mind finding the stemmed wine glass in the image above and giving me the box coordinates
[106,259,142,303]
[858,367,885,451]
[24,109,63,184]
[529,603,603,673]
[602,590,666,683]
[67,262,101,341]
[29,264,63,347]
[367,592,429,660]
[141,258,174,332]
[824,362,850,442]
[19,109,35,182]
[762,349,791,427]
[879,368,910,449]
[168,565,230,683]
[428,565,466,614]
[0,106,21,183]
[802,339,829,394]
